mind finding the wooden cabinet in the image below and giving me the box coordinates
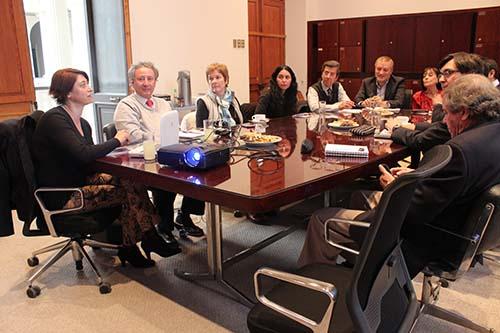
[0,0,35,121]
[474,9,500,62]
[339,19,363,46]
[439,12,473,58]
[339,47,362,72]
[475,9,500,44]
[316,21,339,76]
[414,15,442,71]
[365,17,415,72]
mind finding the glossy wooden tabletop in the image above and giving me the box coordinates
[93,114,410,212]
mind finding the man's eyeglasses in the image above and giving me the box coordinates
[438,69,460,79]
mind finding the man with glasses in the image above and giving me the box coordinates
[114,61,205,247]
[388,52,487,154]
[307,60,355,112]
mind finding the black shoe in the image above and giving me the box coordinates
[156,225,179,247]
[117,245,155,268]
[174,213,205,237]
[141,229,182,259]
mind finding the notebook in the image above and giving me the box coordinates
[324,143,369,158]
[127,110,179,158]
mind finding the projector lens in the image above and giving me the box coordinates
[184,148,203,167]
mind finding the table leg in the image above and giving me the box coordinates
[174,203,254,306]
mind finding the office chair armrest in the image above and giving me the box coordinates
[34,188,85,237]
[423,223,482,244]
[324,217,370,256]
[254,267,337,333]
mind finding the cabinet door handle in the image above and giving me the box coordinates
[109,97,122,103]
[478,37,482,42]
[389,41,393,45]
[441,39,445,43]
[357,41,360,45]
[318,48,323,51]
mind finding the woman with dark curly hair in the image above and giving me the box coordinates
[255,65,298,118]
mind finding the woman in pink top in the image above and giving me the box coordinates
[412,67,442,111]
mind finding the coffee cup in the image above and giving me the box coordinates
[252,114,266,122]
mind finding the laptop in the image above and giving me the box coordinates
[128,110,179,158]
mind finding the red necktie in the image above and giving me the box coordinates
[146,99,154,107]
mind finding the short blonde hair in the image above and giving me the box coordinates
[375,56,394,67]
[206,63,229,85]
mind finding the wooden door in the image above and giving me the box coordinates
[365,18,389,71]
[338,78,362,100]
[339,19,363,72]
[414,15,442,71]
[0,0,35,121]
[248,0,285,103]
[474,9,500,61]
[316,21,339,78]
[439,12,473,58]
[388,17,415,73]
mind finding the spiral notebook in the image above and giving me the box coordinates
[324,143,369,158]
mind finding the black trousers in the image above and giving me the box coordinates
[151,189,205,231]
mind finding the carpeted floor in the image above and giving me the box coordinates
[1,199,499,333]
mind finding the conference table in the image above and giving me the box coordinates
[93,113,411,305]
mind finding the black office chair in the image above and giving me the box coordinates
[403,88,413,109]
[297,100,310,114]
[247,145,452,333]
[240,103,258,122]
[15,117,123,298]
[414,184,500,333]
[102,122,117,141]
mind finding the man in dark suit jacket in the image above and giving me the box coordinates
[354,56,406,108]
[299,74,500,277]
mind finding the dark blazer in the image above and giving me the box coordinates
[0,111,43,236]
[391,121,451,153]
[402,121,500,273]
[354,75,406,108]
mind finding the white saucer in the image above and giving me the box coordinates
[251,118,270,124]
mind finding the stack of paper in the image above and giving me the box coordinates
[325,143,369,158]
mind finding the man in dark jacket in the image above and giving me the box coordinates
[299,74,500,277]
[355,56,405,108]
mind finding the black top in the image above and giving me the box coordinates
[32,106,120,206]
[255,89,297,118]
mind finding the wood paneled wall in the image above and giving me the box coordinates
[308,6,500,99]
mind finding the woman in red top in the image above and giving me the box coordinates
[412,67,442,111]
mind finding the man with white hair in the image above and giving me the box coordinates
[114,62,205,247]
[299,74,500,277]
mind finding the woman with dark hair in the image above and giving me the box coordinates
[255,65,298,118]
[33,68,180,268]
[411,67,442,111]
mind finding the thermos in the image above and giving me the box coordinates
[177,70,191,106]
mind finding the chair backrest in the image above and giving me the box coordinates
[102,123,117,141]
[403,89,412,109]
[447,183,500,277]
[347,145,452,333]
[180,111,197,131]
[297,100,310,113]
[240,103,257,122]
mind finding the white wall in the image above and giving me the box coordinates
[286,0,500,95]
[129,0,250,103]
[285,0,308,95]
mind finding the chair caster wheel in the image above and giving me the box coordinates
[233,210,245,218]
[99,282,111,294]
[27,285,41,298]
[27,256,39,267]
[440,279,449,288]
[75,260,83,271]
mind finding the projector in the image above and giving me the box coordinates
[157,143,230,170]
